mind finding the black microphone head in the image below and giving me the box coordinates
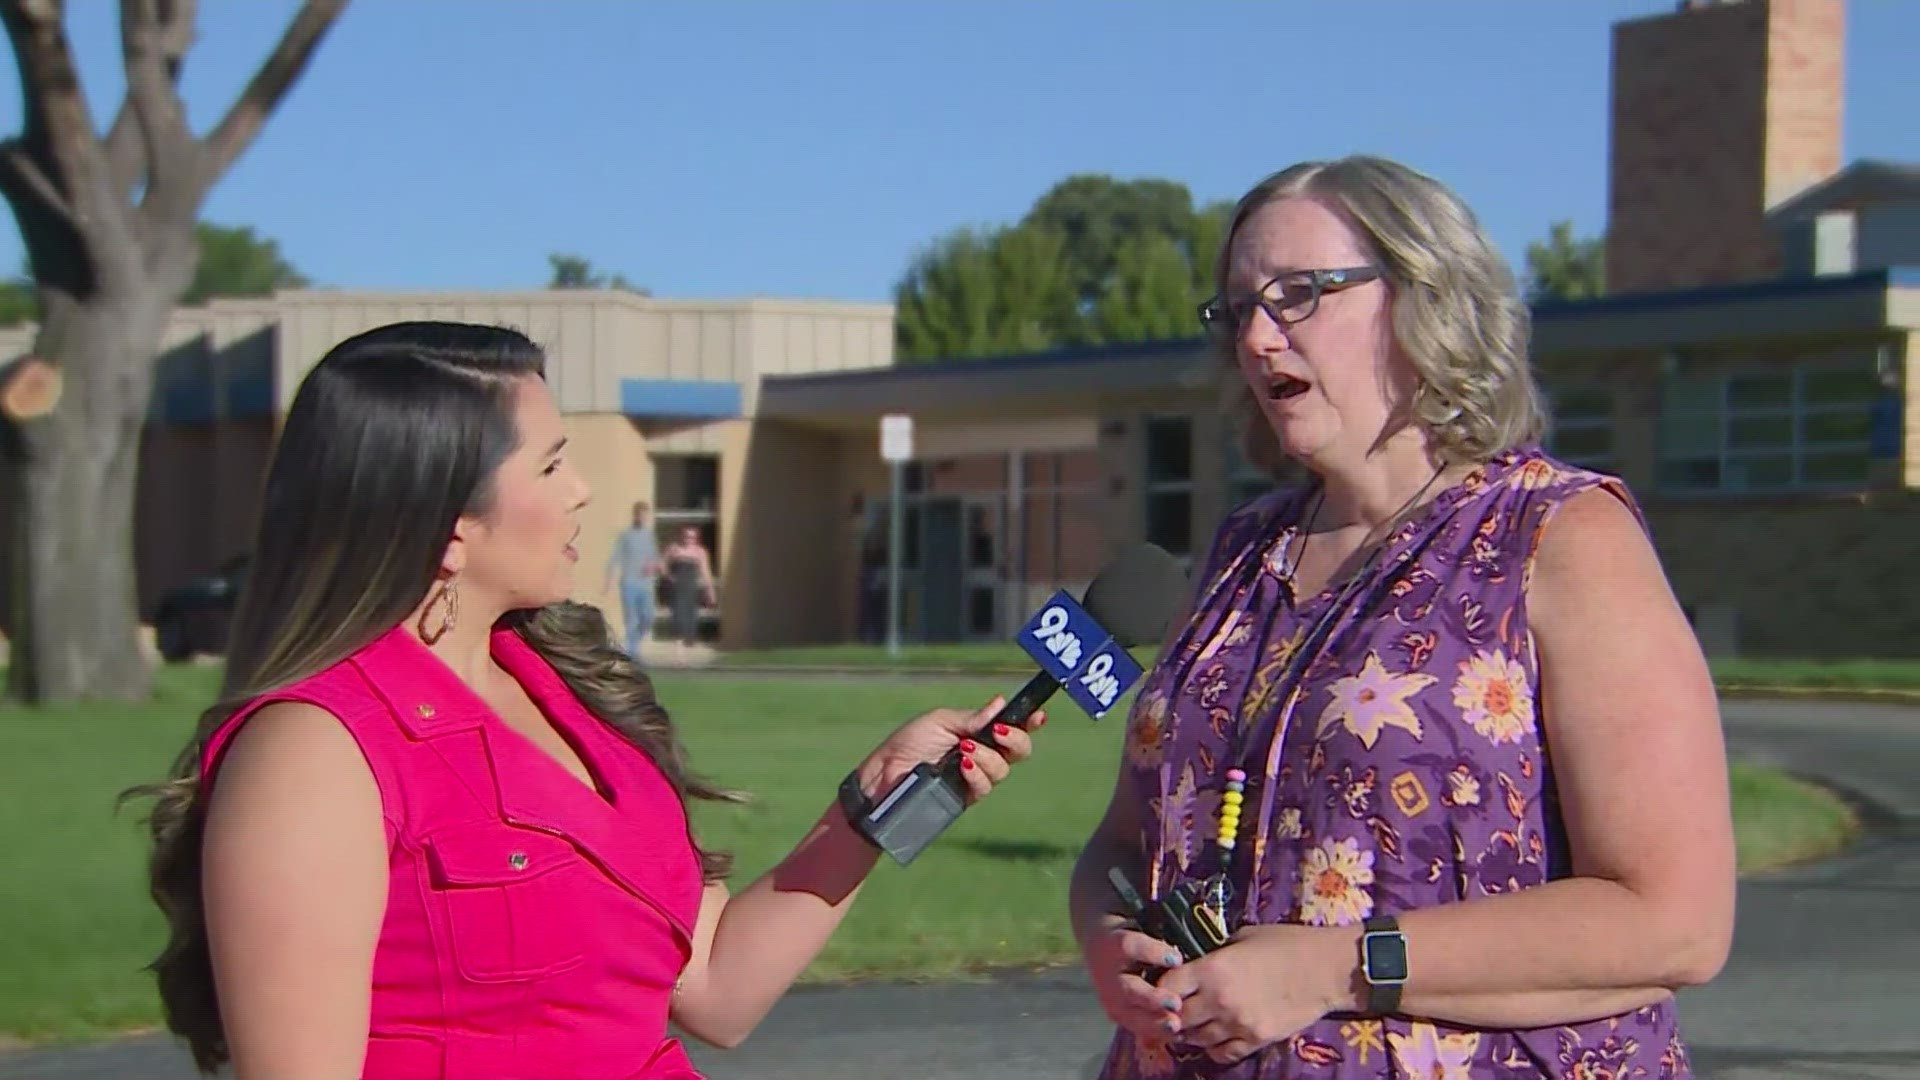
[1079,542,1189,649]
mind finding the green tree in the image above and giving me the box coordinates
[1022,174,1196,331]
[0,0,348,704]
[1094,234,1197,343]
[1524,220,1606,303]
[0,223,303,326]
[1187,199,1233,294]
[0,260,35,327]
[184,223,309,304]
[894,175,1227,361]
[894,225,1076,361]
[547,252,646,294]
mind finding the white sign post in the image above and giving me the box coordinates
[879,415,913,658]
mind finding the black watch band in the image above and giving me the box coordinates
[838,770,881,849]
[1360,915,1408,1016]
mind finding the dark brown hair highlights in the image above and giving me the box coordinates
[121,321,736,1074]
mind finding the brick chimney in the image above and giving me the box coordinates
[1604,0,1845,294]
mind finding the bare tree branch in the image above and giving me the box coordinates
[1,0,147,291]
[0,0,109,212]
[198,0,346,194]
[111,0,196,193]
[119,0,198,228]
[101,102,142,200]
[0,138,75,224]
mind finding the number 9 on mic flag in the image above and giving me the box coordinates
[1018,589,1145,718]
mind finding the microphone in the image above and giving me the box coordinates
[841,542,1189,866]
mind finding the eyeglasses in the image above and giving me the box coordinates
[1197,266,1383,338]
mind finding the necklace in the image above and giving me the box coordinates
[1189,461,1451,926]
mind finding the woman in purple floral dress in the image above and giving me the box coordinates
[1069,157,1736,1079]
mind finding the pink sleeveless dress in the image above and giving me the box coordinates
[202,623,707,1079]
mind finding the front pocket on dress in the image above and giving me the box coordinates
[424,824,589,984]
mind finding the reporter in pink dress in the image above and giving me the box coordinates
[127,321,1037,1079]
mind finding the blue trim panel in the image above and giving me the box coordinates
[1532,266,1912,320]
[620,378,743,419]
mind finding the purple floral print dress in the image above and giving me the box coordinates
[1096,445,1692,1079]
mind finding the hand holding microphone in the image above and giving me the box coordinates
[847,693,1038,812]
[840,542,1189,866]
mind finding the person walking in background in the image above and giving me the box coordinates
[662,525,716,659]
[604,501,662,657]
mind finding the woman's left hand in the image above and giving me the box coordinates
[853,695,1040,805]
[1155,924,1352,1065]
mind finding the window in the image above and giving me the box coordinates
[1222,423,1272,509]
[1656,362,1880,493]
[1546,385,1614,470]
[1143,415,1193,558]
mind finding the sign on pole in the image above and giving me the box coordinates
[880,414,913,463]
[880,415,913,657]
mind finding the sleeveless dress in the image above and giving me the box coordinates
[666,552,704,644]
[201,622,707,1079]
[1097,445,1693,1079]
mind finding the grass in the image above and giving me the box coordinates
[0,664,1864,1045]
[1709,658,1920,692]
[714,641,1046,671]
[1727,761,1862,871]
[721,644,1920,694]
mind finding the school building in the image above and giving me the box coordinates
[3,0,1917,659]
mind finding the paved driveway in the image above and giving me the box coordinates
[5,697,1916,1079]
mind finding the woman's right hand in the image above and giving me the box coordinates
[1082,913,1188,1040]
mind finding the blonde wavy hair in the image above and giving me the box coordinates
[1215,155,1548,479]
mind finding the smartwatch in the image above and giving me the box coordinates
[1359,914,1409,1015]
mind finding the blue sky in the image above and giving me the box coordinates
[0,1,1913,303]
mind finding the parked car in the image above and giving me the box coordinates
[153,554,248,662]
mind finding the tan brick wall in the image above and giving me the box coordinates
[1645,494,1920,658]
[1605,0,1844,294]
[728,421,845,649]
[1763,0,1848,210]
[924,455,1004,495]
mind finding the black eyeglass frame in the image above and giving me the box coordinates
[1197,265,1384,336]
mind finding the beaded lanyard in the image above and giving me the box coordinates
[1150,471,1451,928]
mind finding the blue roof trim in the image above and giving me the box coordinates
[761,336,1209,390]
[620,378,743,419]
[1532,266,1913,320]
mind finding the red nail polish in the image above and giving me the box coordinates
[961,756,975,771]
[960,739,976,753]
[993,724,1011,737]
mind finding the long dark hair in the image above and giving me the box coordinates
[121,321,736,1075]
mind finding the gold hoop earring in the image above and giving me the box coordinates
[418,579,458,646]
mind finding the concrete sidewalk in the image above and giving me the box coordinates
[5,697,1917,1079]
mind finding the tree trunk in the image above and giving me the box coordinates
[7,289,173,704]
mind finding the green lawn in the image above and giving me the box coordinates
[722,644,1920,693]
[0,664,1860,1044]
[713,641,1055,671]
[1709,658,1920,691]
